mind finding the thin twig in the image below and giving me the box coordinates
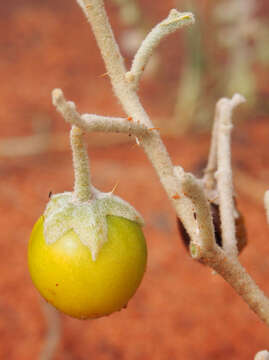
[77,0,201,238]
[216,94,245,257]
[126,9,194,89]
[39,300,61,360]
[52,89,149,137]
[71,125,92,202]
[69,0,269,327]
[174,166,216,257]
[204,247,269,325]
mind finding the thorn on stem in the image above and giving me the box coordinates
[110,182,119,194]
[100,72,109,78]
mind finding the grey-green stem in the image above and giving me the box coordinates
[70,125,92,202]
[77,0,269,326]
[79,0,184,213]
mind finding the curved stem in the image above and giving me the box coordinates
[175,167,216,255]
[79,0,185,208]
[71,125,92,202]
[127,9,194,89]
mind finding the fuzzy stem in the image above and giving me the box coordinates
[75,0,269,326]
[78,0,196,224]
[52,88,149,136]
[216,94,245,257]
[174,166,216,256]
[204,247,269,326]
[71,125,91,202]
[127,9,194,89]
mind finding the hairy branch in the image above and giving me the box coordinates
[126,9,194,89]
[75,0,201,234]
[58,0,269,328]
[52,88,149,136]
[216,94,245,257]
[71,125,92,202]
[204,247,269,325]
[174,166,216,257]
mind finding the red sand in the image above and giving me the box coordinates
[0,1,269,359]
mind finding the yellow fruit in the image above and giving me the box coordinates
[28,215,147,319]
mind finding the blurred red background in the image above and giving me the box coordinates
[0,0,269,359]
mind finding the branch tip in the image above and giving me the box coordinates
[162,9,195,27]
[52,88,64,106]
[230,93,246,107]
[70,0,269,328]
[129,9,194,88]
[217,93,246,112]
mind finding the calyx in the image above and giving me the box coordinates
[43,187,144,261]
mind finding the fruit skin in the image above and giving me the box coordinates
[28,215,147,319]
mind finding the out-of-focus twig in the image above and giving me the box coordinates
[0,132,135,158]
[39,300,61,360]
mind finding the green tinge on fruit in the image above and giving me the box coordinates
[28,215,147,319]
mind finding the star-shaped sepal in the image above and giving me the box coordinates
[43,188,144,261]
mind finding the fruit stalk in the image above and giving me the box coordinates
[70,125,92,202]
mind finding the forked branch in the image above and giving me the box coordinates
[52,89,149,137]
[52,0,269,329]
